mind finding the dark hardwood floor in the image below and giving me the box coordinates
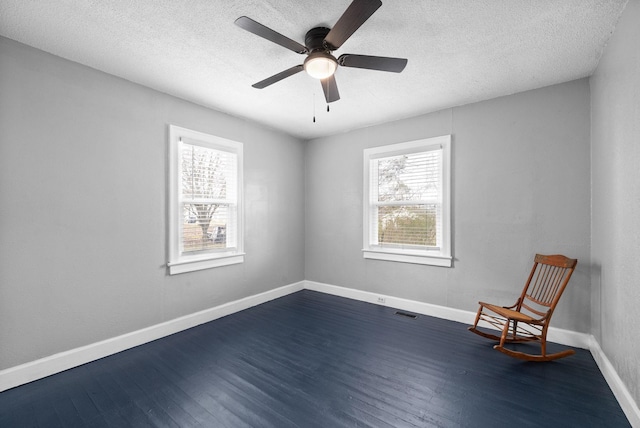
[0,290,631,427]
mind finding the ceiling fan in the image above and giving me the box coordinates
[235,0,408,103]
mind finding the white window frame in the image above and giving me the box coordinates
[168,125,244,275]
[363,135,452,267]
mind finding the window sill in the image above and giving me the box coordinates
[168,253,245,275]
[362,249,452,267]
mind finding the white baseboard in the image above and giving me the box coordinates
[305,280,638,425]
[3,279,637,428]
[305,280,474,324]
[590,337,640,428]
[0,281,304,392]
[303,280,591,349]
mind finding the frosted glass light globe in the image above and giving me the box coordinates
[304,52,338,79]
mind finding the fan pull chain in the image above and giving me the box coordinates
[327,104,330,112]
[313,93,316,123]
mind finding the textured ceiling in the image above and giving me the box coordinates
[0,0,628,140]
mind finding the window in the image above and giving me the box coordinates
[363,135,451,267]
[168,125,244,274]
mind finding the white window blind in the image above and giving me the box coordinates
[363,136,451,267]
[370,148,442,249]
[168,126,244,274]
[180,139,238,254]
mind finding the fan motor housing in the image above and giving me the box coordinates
[305,27,331,52]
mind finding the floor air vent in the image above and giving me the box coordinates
[394,311,418,319]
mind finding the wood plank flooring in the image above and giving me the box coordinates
[0,290,631,427]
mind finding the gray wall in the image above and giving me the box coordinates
[0,37,306,370]
[305,79,592,333]
[3,9,637,409]
[591,0,640,407]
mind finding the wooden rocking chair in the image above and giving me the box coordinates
[468,254,578,361]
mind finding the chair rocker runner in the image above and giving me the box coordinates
[468,254,578,362]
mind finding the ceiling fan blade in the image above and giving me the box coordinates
[321,75,340,103]
[235,16,308,54]
[324,0,382,50]
[252,65,304,89]
[338,54,407,72]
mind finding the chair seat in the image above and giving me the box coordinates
[478,302,539,323]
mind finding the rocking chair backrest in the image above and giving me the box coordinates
[517,254,578,320]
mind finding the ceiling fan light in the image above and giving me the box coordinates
[304,52,338,79]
